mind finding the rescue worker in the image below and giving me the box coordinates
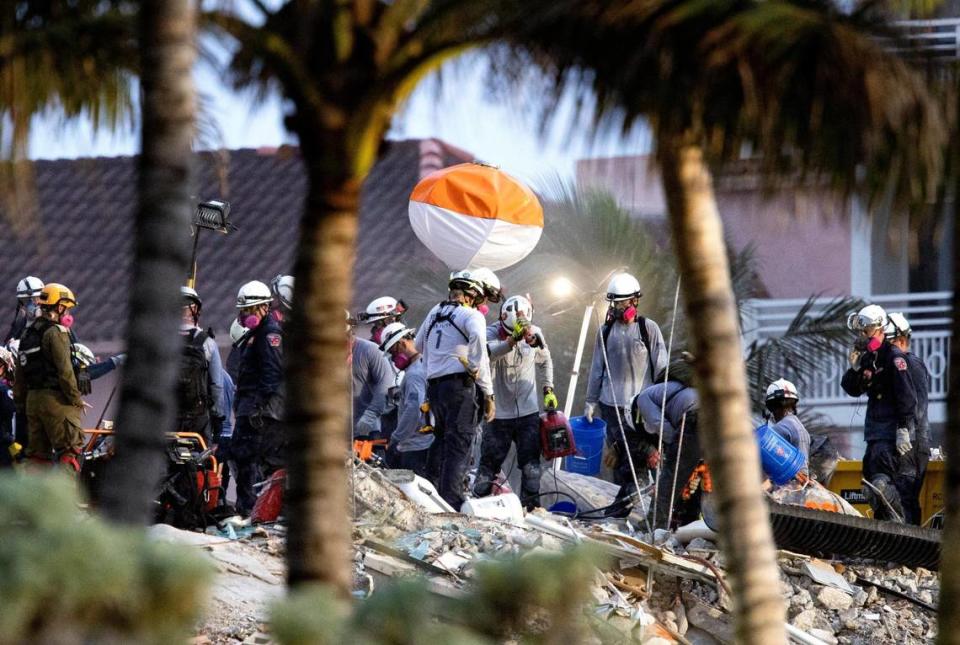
[474,295,555,509]
[884,313,930,525]
[225,318,249,382]
[233,280,286,516]
[5,276,44,346]
[352,328,393,437]
[0,347,16,467]
[631,379,699,526]
[177,287,226,443]
[360,296,408,440]
[379,322,432,476]
[269,274,294,322]
[360,296,408,345]
[584,272,668,498]
[841,304,917,522]
[764,379,810,475]
[13,283,86,472]
[415,268,499,508]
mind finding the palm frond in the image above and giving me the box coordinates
[744,294,865,413]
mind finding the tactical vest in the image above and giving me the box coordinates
[19,318,65,390]
[177,329,211,419]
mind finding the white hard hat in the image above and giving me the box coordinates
[230,318,248,344]
[606,273,642,301]
[72,343,96,368]
[501,295,533,331]
[270,274,294,310]
[379,322,415,353]
[363,296,406,324]
[181,286,202,309]
[468,267,503,302]
[449,270,485,297]
[884,312,912,339]
[847,304,887,331]
[765,378,799,404]
[236,280,273,308]
[17,276,44,299]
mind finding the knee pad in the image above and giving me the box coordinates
[521,461,542,483]
[864,474,904,522]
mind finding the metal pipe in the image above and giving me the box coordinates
[652,277,681,529]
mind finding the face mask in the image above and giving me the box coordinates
[866,337,882,352]
[477,304,489,316]
[60,313,74,328]
[24,301,38,318]
[391,352,411,370]
[242,314,261,329]
[607,304,637,324]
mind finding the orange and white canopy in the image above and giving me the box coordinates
[409,163,544,271]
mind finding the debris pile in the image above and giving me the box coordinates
[164,462,939,644]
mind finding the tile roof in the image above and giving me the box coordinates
[0,139,470,342]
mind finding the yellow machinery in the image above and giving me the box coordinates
[826,459,944,525]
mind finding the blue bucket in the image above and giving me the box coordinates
[564,416,606,476]
[548,500,578,515]
[755,423,805,485]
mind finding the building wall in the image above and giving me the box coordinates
[577,155,853,297]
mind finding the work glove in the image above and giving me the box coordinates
[584,401,597,423]
[848,348,862,369]
[111,353,127,368]
[356,408,382,436]
[646,449,661,470]
[543,387,558,411]
[483,395,496,423]
[896,427,913,456]
[8,441,21,460]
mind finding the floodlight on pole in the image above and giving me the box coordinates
[187,199,233,289]
[551,276,576,300]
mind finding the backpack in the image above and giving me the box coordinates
[178,330,211,418]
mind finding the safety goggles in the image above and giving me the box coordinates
[846,313,882,332]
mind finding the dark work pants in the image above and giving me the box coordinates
[600,403,654,487]
[425,375,479,509]
[474,413,542,507]
[232,416,287,516]
[897,438,930,526]
[863,440,907,522]
[650,429,701,530]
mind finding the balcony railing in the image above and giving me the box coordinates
[741,292,951,420]
[892,18,960,60]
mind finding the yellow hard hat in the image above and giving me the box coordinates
[38,283,77,309]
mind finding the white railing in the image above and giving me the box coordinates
[893,18,960,60]
[742,292,952,417]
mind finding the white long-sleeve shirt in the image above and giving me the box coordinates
[486,323,553,419]
[414,301,493,396]
[586,317,667,409]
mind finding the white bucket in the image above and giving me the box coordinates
[460,493,524,522]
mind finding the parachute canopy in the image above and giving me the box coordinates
[408,163,544,271]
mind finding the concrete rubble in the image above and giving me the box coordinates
[153,463,940,644]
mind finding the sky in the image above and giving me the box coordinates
[28,53,651,191]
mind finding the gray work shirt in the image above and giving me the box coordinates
[352,337,392,422]
[391,356,433,453]
[634,381,698,444]
[486,323,554,419]
[772,413,810,473]
[586,317,667,409]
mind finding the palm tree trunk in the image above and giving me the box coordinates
[938,161,960,644]
[284,156,357,595]
[101,0,195,524]
[657,137,786,644]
